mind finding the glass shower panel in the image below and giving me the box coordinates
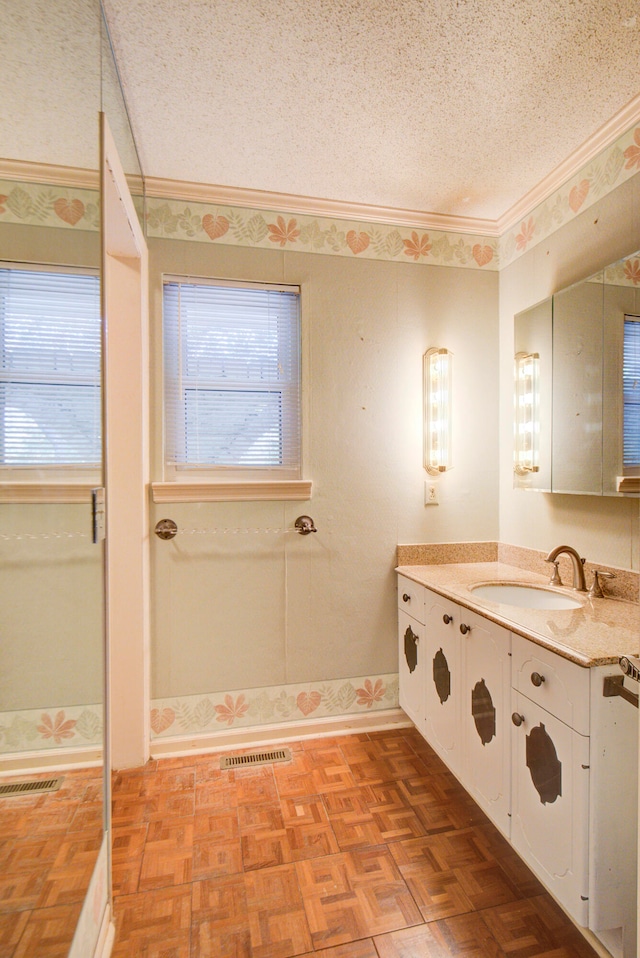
[0,0,106,952]
[0,502,104,749]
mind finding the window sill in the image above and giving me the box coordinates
[0,483,96,503]
[151,479,313,503]
[617,476,640,493]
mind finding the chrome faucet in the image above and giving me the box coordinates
[545,545,587,592]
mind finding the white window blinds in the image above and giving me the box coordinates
[0,267,101,466]
[623,315,640,468]
[163,279,301,477]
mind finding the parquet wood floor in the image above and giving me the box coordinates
[111,728,600,958]
[0,729,603,957]
[0,767,104,958]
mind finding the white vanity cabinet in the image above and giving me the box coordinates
[396,572,638,958]
[399,581,511,831]
[458,607,511,837]
[423,588,463,777]
[397,575,426,730]
[510,632,591,926]
[422,593,511,833]
[510,633,638,956]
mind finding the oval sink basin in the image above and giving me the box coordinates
[470,583,583,610]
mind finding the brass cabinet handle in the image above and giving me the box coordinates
[512,712,525,727]
[531,671,545,687]
[443,614,453,624]
[460,623,471,635]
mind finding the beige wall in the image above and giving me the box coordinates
[149,239,499,698]
[4,174,640,720]
[499,175,640,570]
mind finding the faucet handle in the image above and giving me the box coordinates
[545,558,563,586]
[588,570,616,598]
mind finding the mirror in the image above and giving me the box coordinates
[0,0,143,952]
[514,249,640,496]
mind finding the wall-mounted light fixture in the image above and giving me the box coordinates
[514,351,540,475]
[424,347,452,475]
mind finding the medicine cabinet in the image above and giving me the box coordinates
[514,249,640,496]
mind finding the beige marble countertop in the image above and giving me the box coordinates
[396,561,640,668]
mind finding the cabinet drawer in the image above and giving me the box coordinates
[398,575,425,624]
[512,633,590,734]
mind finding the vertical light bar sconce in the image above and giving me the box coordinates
[514,351,540,474]
[424,347,452,475]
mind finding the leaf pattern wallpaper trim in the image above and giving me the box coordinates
[586,254,640,287]
[0,673,399,754]
[2,119,640,270]
[499,122,640,268]
[150,673,399,740]
[0,180,100,231]
[0,704,103,753]
[146,199,498,270]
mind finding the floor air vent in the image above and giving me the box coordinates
[0,777,62,798]
[220,748,291,770]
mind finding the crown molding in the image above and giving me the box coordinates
[148,92,640,240]
[0,157,144,197]
[496,92,640,235]
[0,158,100,189]
[4,91,640,244]
[144,175,500,237]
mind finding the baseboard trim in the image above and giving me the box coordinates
[149,708,411,758]
[0,745,102,777]
[94,905,115,958]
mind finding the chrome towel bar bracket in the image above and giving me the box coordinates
[294,515,317,535]
[154,516,318,539]
[154,518,178,540]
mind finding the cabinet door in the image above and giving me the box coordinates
[424,589,461,775]
[511,691,590,926]
[460,609,511,837]
[398,609,425,730]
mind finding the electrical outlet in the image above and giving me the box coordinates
[425,481,439,506]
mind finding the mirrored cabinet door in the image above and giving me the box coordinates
[514,250,640,497]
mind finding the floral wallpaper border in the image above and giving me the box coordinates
[2,119,640,272]
[0,673,399,754]
[150,672,399,740]
[0,703,103,754]
[598,257,640,286]
[145,201,500,270]
[0,180,100,232]
[500,122,640,268]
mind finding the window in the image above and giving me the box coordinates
[0,266,101,471]
[623,314,640,473]
[163,277,301,479]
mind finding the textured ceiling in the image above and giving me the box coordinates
[98,1,640,221]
